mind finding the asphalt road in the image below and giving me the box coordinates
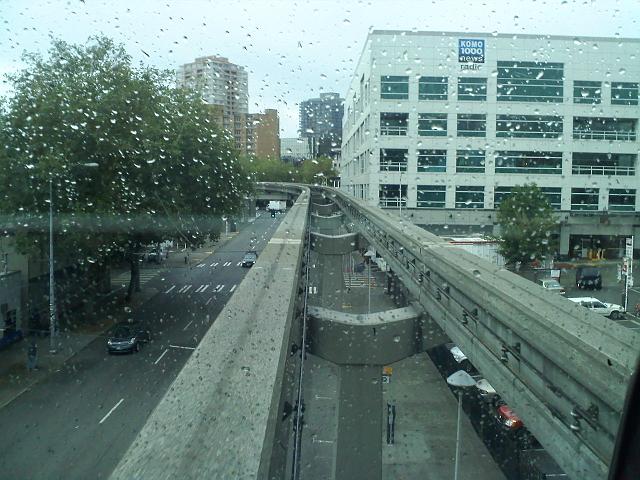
[0,213,283,480]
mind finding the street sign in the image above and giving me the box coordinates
[625,237,634,258]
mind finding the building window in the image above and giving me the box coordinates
[456,186,485,209]
[573,81,602,104]
[457,114,486,137]
[419,76,448,100]
[457,77,487,101]
[572,152,636,176]
[611,82,639,105]
[380,112,408,136]
[609,189,636,211]
[494,186,514,208]
[571,188,599,211]
[379,184,407,208]
[497,61,564,102]
[379,148,408,172]
[380,75,409,99]
[418,113,447,136]
[496,115,563,138]
[417,185,446,208]
[417,149,447,172]
[541,187,562,210]
[495,186,561,210]
[456,150,485,173]
[495,151,562,174]
[573,117,636,141]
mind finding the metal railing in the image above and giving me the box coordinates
[572,165,636,176]
[573,130,637,141]
[379,162,407,172]
[380,125,408,135]
[379,198,407,208]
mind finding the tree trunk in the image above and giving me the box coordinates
[126,256,141,300]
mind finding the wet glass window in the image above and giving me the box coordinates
[417,149,447,172]
[573,80,602,104]
[496,115,563,138]
[497,61,564,102]
[417,185,446,208]
[571,188,600,210]
[418,113,447,136]
[495,151,563,174]
[380,75,409,99]
[419,76,448,100]
[457,77,487,101]
[611,82,639,105]
[456,150,485,173]
[457,114,486,137]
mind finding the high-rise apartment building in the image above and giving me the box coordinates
[176,56,249,152]
[281,138,311,164]
[299,92,344,158]
[341,30,640,257]
[247,109,281,159]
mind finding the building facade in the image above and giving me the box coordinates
[176,56,249,153]
[280,138,311,164]
[341,30,640,257]
[300,92,344,158]
[247,109,281,159]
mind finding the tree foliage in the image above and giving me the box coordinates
[242,155,336,185]
[495,184,557,267]
[0,36,251,297]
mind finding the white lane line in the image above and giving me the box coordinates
[205,297,213,305]
[199,284,210,293]
[183,320,193,331]
[230,284,237,293]
[164,285,176,294]
[99,398,124,424]
[169,344,196,350]
[216,284,225,292]
[182,285,193,293]
[154,349,168,365]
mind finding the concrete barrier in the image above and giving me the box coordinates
[310,231,359,255]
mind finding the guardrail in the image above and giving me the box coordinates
[318,186,639,480]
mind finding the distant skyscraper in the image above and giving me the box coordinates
[247,109,281,159]
[280,138,311,164]
[299,92,344,158]
[176,55,249,153]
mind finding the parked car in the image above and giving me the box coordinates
[537,278,565,295]
[107,322,151,354]
[567,297,625,319]
[241,251,258,268]
[575,266,602,290]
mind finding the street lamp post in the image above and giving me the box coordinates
[446,370,477,480]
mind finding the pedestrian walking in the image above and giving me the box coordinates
[27,341,38,372]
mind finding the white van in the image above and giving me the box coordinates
[567,297,625,319]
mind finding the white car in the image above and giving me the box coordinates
[537,278,566,295]
[567,297,625,319]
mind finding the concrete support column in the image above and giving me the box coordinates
[560,223,571,256]
[335,365,382,480]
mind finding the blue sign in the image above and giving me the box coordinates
[458,39,485,63]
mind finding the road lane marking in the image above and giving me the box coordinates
[230,284,237,293]
[99,398,124,424]
[154,349,168,365]
[169,344,196,350]
[216,284,225,292]
[224,261,232,267]
[181,285,193,293]
[194,285,204,293]
[183,320,193,331]
[205,297,213,305]
[199,284,210,293]
[210,262,217,267]
[196,263,206,268]
[165,285,176,294]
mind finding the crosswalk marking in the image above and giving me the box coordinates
[211,262,219,267]
[343,272,377,288]
[111,270,159,287]
[230,284,237,293]
[178,285,192,293]
[223,261,232,267]
[199,284,210,293]
[165,285,176,294]
[216,285,225,292]
[195,284,208,293]
[237,261,243,266]
[196,263,206,268]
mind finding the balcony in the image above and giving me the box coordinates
[573,130,637,141]
[379,198,407,208]
[572,165,636,176]
[380,125,408,136]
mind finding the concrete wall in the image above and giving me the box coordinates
[307,305,421,365]
[310,232,359,255]
[310,212,344,231]
[311,202,337,216]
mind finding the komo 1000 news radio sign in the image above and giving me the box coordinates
[458,39,485,63]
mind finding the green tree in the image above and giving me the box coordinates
[495,184,557,267]
[242,156,300,183]
[0,36,251,300]
[298,156,336,184]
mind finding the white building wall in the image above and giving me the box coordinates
[341,31,640,212]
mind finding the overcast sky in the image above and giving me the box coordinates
[1,0,638,136]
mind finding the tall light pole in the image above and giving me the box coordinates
[447,370,477,480]
[48,163,98,353]
[364,249,375,319]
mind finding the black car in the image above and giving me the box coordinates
[575,266,602,290]
[241,251,258,267]
[107,322,151,354]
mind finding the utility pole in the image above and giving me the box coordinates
[49,178,57,353]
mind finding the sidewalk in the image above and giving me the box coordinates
[0,231,239,410]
